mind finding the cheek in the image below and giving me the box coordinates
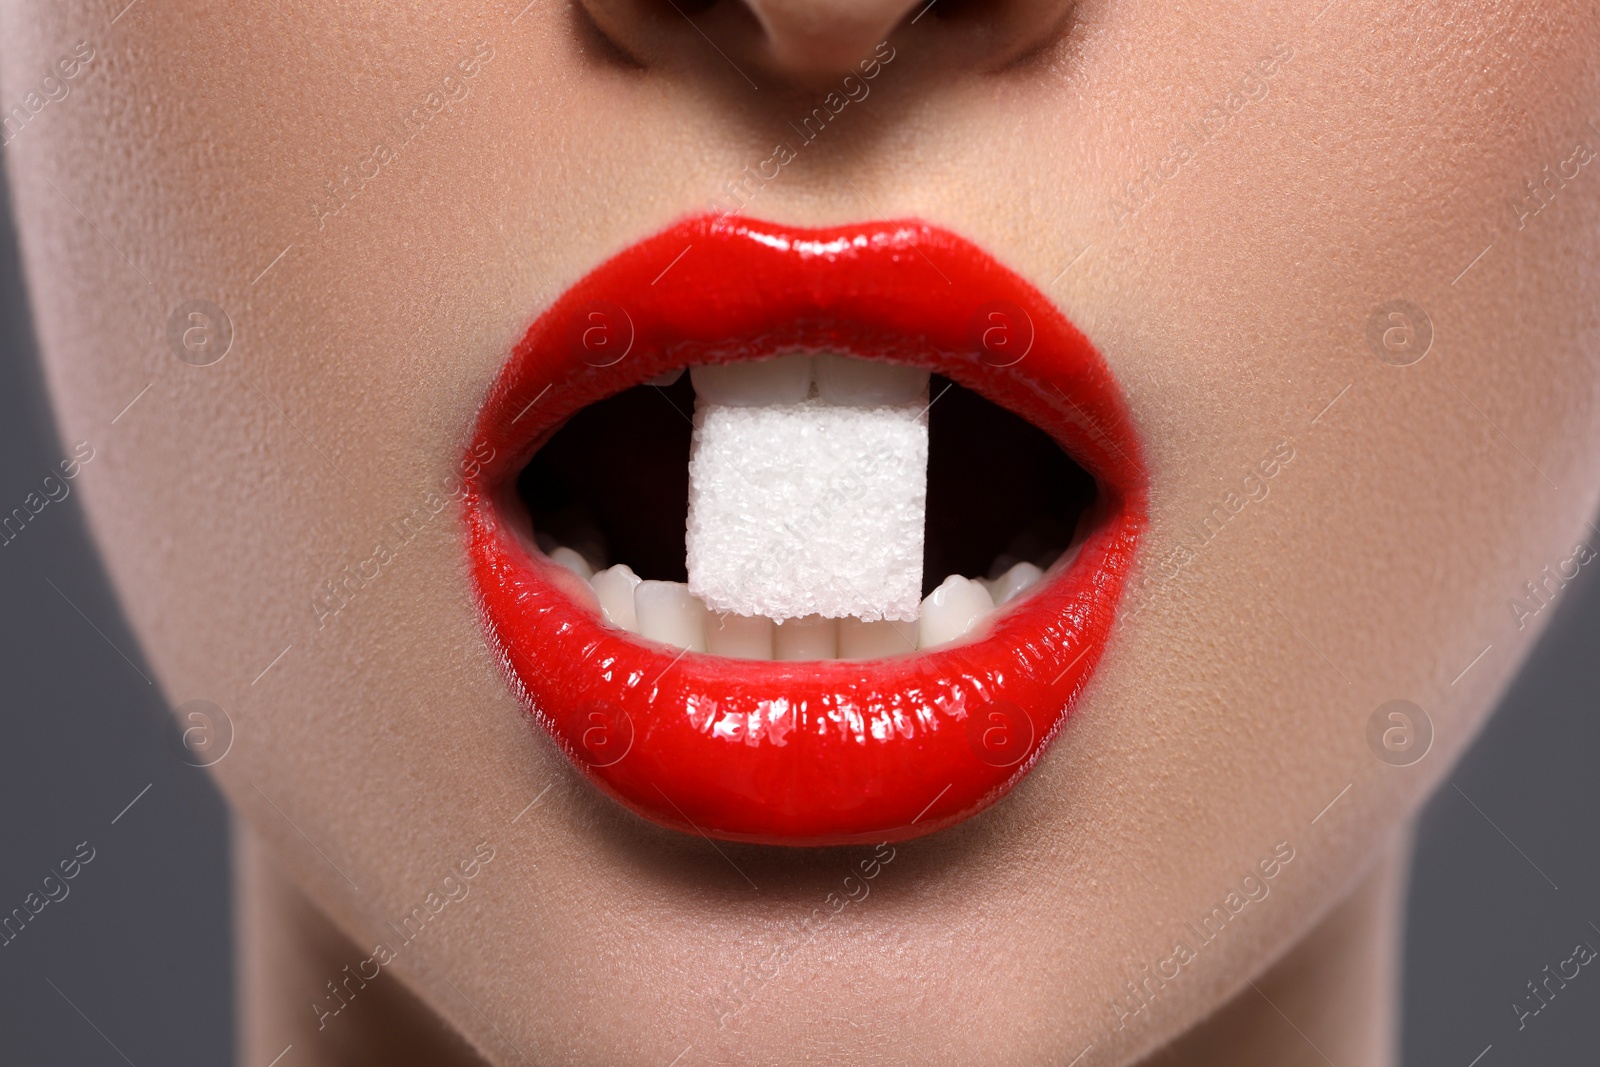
[5,0,1600,1064]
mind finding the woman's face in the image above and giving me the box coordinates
[5,0,1598,1061]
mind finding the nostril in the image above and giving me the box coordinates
[575,0,1078,83]
[663,0,719,15]
[918,0,985,20]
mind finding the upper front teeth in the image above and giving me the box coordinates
[690,352,925,407]
[686,353,931,408]
[813,353,929,406]
[688,353,814,406]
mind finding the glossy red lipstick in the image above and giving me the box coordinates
[465,215,1146,846]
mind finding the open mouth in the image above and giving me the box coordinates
[464,215,1146,846]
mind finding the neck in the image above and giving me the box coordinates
[234,824,488,1067]
[1138,831,1412,1066]
[237,825,1411,1066]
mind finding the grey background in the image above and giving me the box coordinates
[0,165,1596,1064]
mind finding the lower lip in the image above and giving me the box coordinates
[464,216,1146,846]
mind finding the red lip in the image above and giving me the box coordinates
[464,215,1146,846]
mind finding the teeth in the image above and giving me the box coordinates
[813,354,929,406]
[986,561,1043,606]
[918,575,995,650]
[684,354,930,407]
[569,556,1041,656]
[634,581,707,652]
[689,354,813,407]
[986,554,1023,581]
[838,617,918,659]
[591,563,641,630]
[574,554,1053,654]
[646,367,685,387]
[548,546,595,581]
[554,356,1086,658]
[706,612,775,660]
[773,614,838,661]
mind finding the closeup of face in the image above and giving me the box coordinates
[4,0,1599,1063]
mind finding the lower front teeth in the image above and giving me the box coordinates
[548,546,595,581]
[549,549,1047,659]
[773,615,838,661]
[838,617,918,659]
[985,561,1043,606]
[634,580,708,653]
[705,612,775,659]
[591,564,641,630]
[917,575,995,650]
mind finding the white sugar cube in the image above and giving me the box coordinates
[686,395,928,622]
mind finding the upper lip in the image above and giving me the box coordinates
[464,214,1147,846]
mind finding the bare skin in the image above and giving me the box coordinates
[1138,836,1409,1066]
[240,829,1409,1065]
[3,0,1598,1062]
[237,829,492,1067]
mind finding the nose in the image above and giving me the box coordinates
[739,0,923,76]
[576,0,1077,83]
